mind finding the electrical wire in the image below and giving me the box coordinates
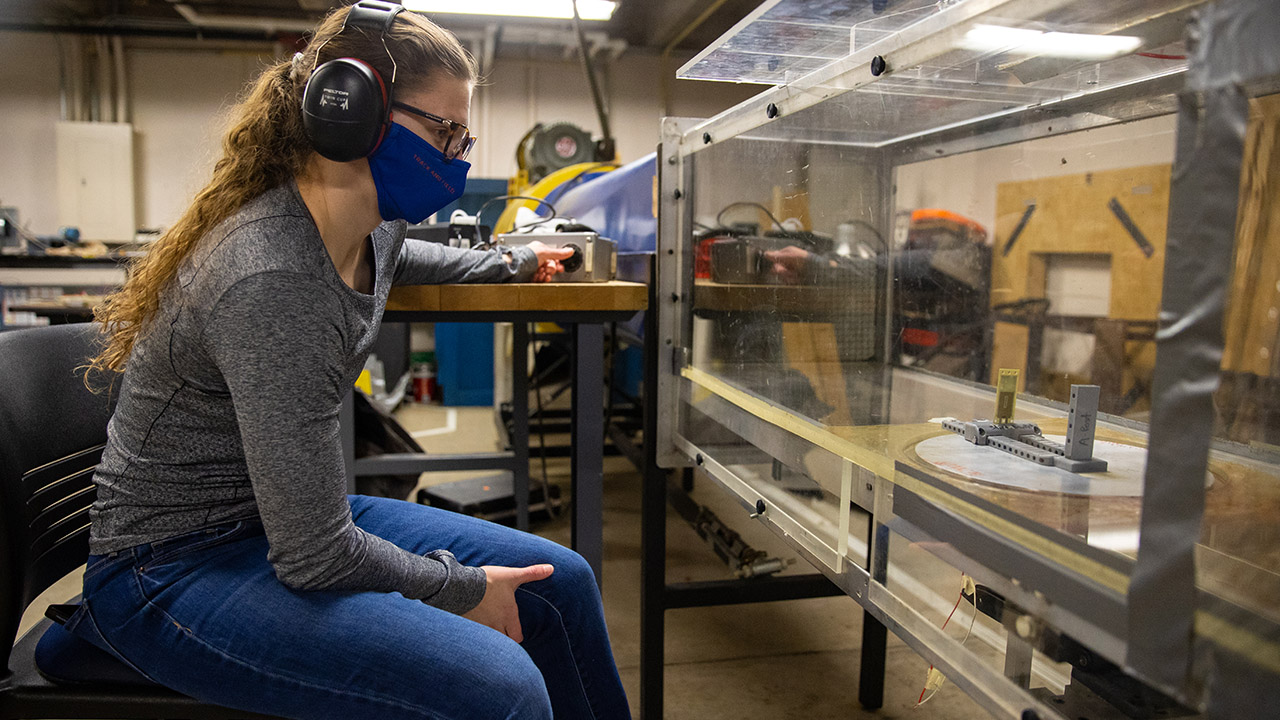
[916,573,974,708]
[715,201,787,234]
[475,195,559,244]
[917,604,978,707]
[511,213,561,235]
[517,163,617,235]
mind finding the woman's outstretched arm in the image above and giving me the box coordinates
[204,270,487,613]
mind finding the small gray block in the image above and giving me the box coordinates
[968,421,994,445]
[1053,456,1108,473]
[989,436,1057,466]
[1022,435,1065,456]
[1065,385,1101,461]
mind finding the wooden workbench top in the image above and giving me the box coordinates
[387,281,648,313]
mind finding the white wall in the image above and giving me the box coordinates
[894,115,1178,241]
[0,32,62,235]
[0,30,757,235]
[129,47,280,232]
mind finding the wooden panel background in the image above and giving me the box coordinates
[1223,93,1280,379]
[992,164,1171,319]
[991,163,1171,392]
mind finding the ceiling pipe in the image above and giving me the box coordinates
[172,2,621,56]
[659,0,732,117]
[3,12,624,56]
[480,23,500,77]
[171,4,315,34]
[65,36,84,121]
[95,35,111,122]
[113,34,128,123]
[57,35,70,122]
[0,21,287,41]
[450,24,623,59]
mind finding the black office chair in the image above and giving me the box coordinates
[0,323,277,719]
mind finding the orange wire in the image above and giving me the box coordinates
[918,573,966,705]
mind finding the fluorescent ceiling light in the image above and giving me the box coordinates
[959,24,1142,60]
[403,0,618,21]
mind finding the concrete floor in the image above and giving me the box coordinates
[396,403,997,719]
[18,401,999,719]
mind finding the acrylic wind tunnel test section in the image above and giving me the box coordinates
[650,0,1280,718]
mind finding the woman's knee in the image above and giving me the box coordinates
[517,548,600,635]
[539,545,596,592]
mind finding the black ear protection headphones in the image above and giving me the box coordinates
[301,0,404,163]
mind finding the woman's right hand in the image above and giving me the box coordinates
[524,241,574,283]
[462,564,554,642]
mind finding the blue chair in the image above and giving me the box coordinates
[0,324,277,719]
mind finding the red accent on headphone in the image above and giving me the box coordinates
[347,57,391,154]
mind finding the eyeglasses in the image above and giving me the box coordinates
[390,101,476,162]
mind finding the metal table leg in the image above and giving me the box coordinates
[570,322,605,586]
[640,302,665,720]
[860,515,889,709]
[513,322,530,532]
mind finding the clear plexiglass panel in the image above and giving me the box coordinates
[685,96,1178,549]
[689,0,1194,146]
[679,0,945,86]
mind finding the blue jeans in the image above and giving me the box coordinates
[75,495,630,719]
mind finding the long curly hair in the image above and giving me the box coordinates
[87,5,476,383]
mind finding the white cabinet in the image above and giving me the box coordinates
[55,121,135,243]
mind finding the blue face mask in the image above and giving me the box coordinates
[367,121,469,224]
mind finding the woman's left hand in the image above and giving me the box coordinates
[525,241,574,283]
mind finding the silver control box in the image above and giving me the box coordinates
[497,231,617,283]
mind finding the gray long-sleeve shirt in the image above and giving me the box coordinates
[88,181,537,613]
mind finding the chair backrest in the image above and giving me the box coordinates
[0,324,116,672]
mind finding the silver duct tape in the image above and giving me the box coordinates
[1126,77,1249,695]
[1187,0,1280,92]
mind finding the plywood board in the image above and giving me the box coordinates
[993,163,1171,321]
[992,164,1171,390]
[1223,93,1280,378]
[990,321,1030,392]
